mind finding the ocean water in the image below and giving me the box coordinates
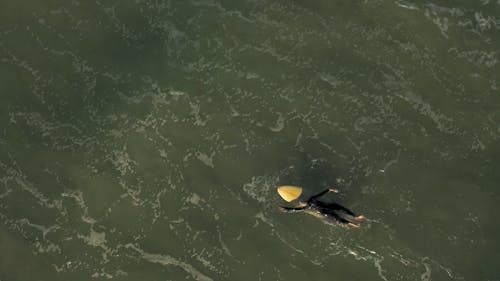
[1,0,499,280]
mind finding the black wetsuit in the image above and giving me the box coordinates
[280,188,358,225]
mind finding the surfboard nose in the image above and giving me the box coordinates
[277,185,303,202]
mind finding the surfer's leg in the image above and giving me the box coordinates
[325,212,349,225]
[348,222,360,228]
[327,202,357,217]
[325,209,363,227]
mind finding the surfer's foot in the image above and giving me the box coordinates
[348,222,360,228]
[355,215,365,220]
[328,188,339,193]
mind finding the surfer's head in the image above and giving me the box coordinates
[277,186,303,202]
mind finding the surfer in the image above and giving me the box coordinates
[277,186,364,227]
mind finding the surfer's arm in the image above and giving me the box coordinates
[308,188,337,201]
[279,206,306,213]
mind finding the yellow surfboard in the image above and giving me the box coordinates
[277,186,303,202]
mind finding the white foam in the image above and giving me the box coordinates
[125,244,213,281]
[270,113,285,132]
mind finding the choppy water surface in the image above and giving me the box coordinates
[1,0,499,280]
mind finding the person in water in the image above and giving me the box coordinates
[277,185,364,227]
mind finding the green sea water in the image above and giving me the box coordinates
[1,0,499,280]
